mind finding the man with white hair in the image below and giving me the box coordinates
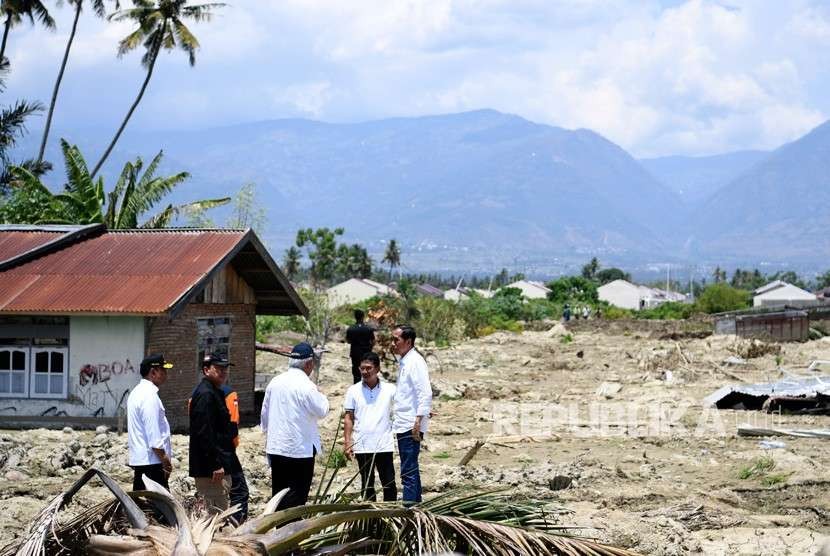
[261,342,330,510]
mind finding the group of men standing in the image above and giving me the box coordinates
[125,318,432,522]
[127,352,249,522]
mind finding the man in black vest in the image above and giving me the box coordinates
[345,309,375,384]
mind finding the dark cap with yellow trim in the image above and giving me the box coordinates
[140,353,173,377]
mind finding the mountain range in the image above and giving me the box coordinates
[19,109,830,270]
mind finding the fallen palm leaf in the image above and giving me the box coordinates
[1,468,641,555]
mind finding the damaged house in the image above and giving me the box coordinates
[0,224,306,430]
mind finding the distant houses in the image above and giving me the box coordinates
[598,279,686,311]
[415,283,444,298]
[505,280,551,300]
[443,287,495,302]
[326,278,395,308]
[753,280,817,308]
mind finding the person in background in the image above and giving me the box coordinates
[345,309,375,384]
[220,378,249,523]
[261,342,330,510]
[189,353,242,512]
[127,354,173,491]
[391,324,432,505]
[343,352,397,501]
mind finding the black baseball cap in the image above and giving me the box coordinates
[140,354,173,376]
[203,352,233,367]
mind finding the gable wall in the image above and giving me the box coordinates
[146,302,256,432]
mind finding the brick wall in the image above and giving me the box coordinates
[145,303,256,431]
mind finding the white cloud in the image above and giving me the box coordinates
[4,0,830,156]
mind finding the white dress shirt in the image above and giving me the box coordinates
[261,367,330,458]
[392,348,432,434]
[344,380,396,453]
[127,378,172,466]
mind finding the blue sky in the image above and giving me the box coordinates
[7,0,830,157]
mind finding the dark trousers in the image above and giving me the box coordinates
[230,470,249,523]
[355,452,397,502]
[397,432,423,504]
[130,463,168,492]
[350,356,362,384]
[269,453,315,510]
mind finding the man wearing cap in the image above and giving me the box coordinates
[189,353,243,511]
[127,354,173,491]
[391,324,432,505]
[261,342,330,510]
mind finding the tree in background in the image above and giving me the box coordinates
[37,0,119,166]
[0,0,55,65]
[283,246,301,281]
[695,283,750,314]
[335,243,372,280]
[226,182,265,233]
[595,267,630,285]
[296,227,344,286]
[546,276,598,305]
[730,268,766,291]
[712,266,727,283]
[382,238,401,279]
[581,257,599,281]
[816,270,830,291]
[91,0,224,177]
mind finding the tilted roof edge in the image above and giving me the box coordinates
[0,224,106,272]
[167,229,309,319]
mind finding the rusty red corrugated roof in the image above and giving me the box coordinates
[0,230,246,315]
[0,231,65,263]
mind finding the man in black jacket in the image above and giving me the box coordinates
[345,309,375,384]
[189,353,242,512]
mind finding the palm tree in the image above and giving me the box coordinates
[0,0,55,65]
[283,246,301,280]
[0,96,44,191]
[7,140,229,227]
[37,0,119,165]
[335,243,372,280]
[382,238,401,280]
[90,0,225,178]
[0,58,50,191]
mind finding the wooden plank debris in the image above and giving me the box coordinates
[737,425,830,439]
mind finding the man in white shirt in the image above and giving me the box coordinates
[343,352,397,501]
[261,342,330,510]
[127,354,173,491]
[391,324,432,504]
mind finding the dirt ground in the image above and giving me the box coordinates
[1,319,829,555]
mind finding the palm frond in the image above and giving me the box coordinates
[0,99,43,150]
[181,3,225,22]
[116,25,145,56]
[30,0,55,29]
[2,469,642,556]
[105,159,134,228]
[172,18,197,65]
[140,202,174,229]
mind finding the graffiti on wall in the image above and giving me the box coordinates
[79,359,136,386]
[75,359,136,417]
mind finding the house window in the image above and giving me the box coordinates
[0,347,28,397]
[196,317,231,368]
[30,347,68,398]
